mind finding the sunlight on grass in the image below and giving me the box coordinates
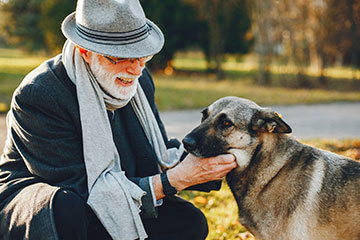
[0,48,47,111]
[180,184,255,240]
[0,57,46,69]
[173,52,360,80]
[303,138,360,160]
[1,48,360,113]
[154,74,360,110]
[0,48,46,69]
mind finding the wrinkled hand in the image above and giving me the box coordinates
[167,153,237,192]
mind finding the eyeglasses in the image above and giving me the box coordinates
[104,55,153,65]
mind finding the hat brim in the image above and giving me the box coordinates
[61,12,164,58]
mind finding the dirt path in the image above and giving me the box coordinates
[1,102,360,152]
[161,102,360,140]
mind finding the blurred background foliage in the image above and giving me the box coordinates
[0,0,359,111]
[1,0,359,83]
[0,0,75,53]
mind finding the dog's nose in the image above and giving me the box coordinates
[182,136,197,152]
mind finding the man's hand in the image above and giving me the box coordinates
[168,154,237,191]
[152,154,237,200]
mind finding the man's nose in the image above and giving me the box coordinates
[126,59,145,76]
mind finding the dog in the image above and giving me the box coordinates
[182,96,360,240]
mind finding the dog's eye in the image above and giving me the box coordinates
[222,119,233,128]
[218,113,233,129]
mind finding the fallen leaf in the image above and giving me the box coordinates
[216,225,225,233]
[194,195,207,204]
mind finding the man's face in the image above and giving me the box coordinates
[88,53,146,100]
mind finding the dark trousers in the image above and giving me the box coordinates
[53,190,208,240]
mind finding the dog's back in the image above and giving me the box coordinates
[226,135,360,240]
[308,146,360,240]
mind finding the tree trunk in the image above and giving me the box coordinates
[248,0,273,85]
[345,0,359,88]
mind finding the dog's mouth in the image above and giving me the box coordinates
[185,148,232,159]
[184,149,207,158]
[226,147,239,155]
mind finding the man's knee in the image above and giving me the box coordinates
[155,198,209,240]
[183,203,208,240]
[53,189,88,240]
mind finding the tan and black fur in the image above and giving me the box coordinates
[183,96,360,240]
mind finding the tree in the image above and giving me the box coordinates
[185,0,253,79]
[1,0,75,53]
[0,3,9,47]
[325,0,360,81]
[2,0,45,51]
[38,0,76,54]
[246,0,274,85]
[141,0,205,70]
[247,0,332,87]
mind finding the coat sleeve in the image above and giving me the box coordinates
[8,81,88,199]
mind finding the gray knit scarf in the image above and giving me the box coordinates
[62,40,183,240]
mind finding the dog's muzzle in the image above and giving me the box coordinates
[182,135,197,152]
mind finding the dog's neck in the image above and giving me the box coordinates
[226,133,298,204]
[226,133,300,236]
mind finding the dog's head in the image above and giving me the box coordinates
[183,96,292,169]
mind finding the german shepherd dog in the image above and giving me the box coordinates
[182,96,360,240]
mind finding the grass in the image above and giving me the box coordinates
[154,74,360,110]
[1,48,360,112]
[0,48,47,111]
[179,139,360,240]
[154,52,360,110]
[174,51,360,81]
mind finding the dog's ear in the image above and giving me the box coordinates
[251,110,292,134]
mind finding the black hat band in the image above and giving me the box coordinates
[75,23,151,45]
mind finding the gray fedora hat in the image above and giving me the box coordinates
[61,0,164,58]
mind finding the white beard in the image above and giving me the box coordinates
[89,55,142,100]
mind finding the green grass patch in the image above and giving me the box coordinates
[174,51,360,81]
[179,138,360,240]
[0,48,47,111]
[1,48,360,112]
[154,73,360,110]
[173,52,360,91]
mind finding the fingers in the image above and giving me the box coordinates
[167,153,238,191]
[208,155,237,175]
[192,153,237,178]
[207,154,236,165]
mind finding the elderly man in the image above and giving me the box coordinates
[0,0,236,239]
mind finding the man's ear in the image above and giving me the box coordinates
[251,110,292,134]
[76,46,92,64]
